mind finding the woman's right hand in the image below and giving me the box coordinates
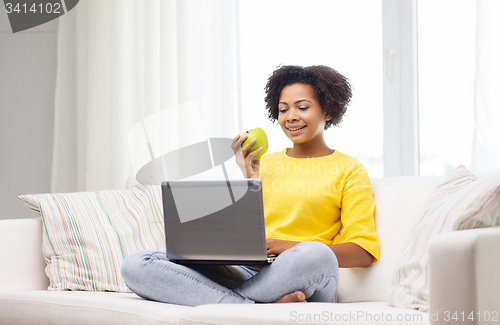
[231,133,263,179]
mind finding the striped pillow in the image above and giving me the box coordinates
[18,183,164,292]
[388,165,500,311]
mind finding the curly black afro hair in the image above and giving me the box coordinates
[264,65,352,130]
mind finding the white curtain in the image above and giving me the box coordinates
[472,0,500,174]
[52,0,242,192]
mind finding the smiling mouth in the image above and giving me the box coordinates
[287,126,307,131]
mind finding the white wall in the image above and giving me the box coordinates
[0,11,57,220]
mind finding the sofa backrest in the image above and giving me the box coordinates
[0,218,49,290]
[336,176,440,303]
[4,176,443,299]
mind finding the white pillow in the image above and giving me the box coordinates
[388,165,500,311]
[18,183,164,292]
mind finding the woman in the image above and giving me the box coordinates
[122,65,379,305]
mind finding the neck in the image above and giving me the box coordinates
[288,139,333,158]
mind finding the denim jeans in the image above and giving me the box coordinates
[121,241,339,306]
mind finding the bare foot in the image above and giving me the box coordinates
[274,291,306,303]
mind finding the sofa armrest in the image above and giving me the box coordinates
[428,226,500,325]
[0,218,49,290]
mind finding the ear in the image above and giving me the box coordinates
[325,113,332,122]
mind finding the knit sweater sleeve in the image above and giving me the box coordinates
[339,161,379,264]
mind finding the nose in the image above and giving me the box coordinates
[286,108,300,122]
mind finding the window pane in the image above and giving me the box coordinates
[418,0,476,176]
[239,0,383,177]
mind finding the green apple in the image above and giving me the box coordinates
[240,127,268,158]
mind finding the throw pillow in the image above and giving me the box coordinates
[388,165,500,312]
[18,183,164,292]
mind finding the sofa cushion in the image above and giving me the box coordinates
[0,291,429,325]
[388,165,500,312]
[178,301,429,325]
[336,176,440,303]
[0,291,189,325]
[18,183,164,292]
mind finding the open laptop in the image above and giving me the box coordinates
[161,178,275,265]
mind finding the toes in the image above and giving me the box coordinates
[274,291,307,303]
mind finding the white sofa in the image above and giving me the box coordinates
[1,175,499,325]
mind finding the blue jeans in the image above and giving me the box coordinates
[121,241,339,306]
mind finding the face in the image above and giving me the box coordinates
[277,83,331,145]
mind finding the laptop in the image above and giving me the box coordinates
[161,178,275,265]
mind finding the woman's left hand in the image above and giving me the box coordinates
[266,238,300,255]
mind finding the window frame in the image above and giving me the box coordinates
[382,0,420,177]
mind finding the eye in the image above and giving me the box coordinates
[299,107,309,110]
[279,108,287,113]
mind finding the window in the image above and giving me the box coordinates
[239,0,384,177]
[417,0,476,176]
[240,0,477,178]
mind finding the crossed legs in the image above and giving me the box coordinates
[121,241,338,306]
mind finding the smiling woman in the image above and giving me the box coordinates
[262,65,352,159]
[121,64,379,306]
[278,84,331,153]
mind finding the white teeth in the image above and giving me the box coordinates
[288,126,305,131]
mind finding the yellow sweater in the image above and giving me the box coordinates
[259,148,379,263]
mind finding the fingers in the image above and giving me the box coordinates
[231,134,245,147]
[233,133,247,145]
[232,134,256,150]
[239,137,257,158]
[232,134,260,154]
[231,134,250,154]
[231,134,244,146]
[233,134,261,178]
[231,134,242,152]
[266,238,274,252]
[246,145,263,160]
